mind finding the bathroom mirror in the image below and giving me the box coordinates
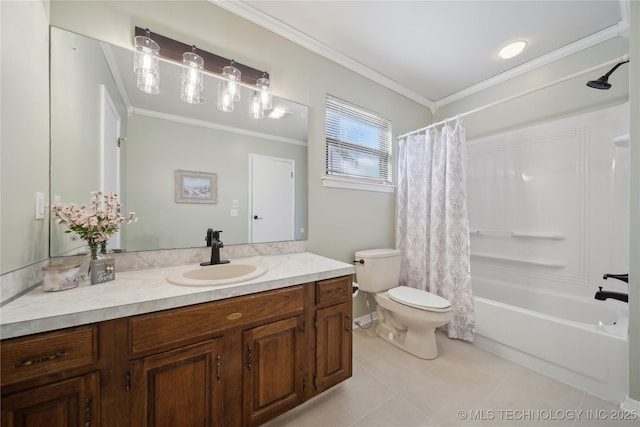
[50,27,308,256]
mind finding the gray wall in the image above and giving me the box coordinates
[1,1,50,274]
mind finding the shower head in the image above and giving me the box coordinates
[586,76,612,90]
[586,59,629,90]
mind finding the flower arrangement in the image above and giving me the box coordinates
[51,191,138,249]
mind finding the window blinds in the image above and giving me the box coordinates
[325,96,392,184]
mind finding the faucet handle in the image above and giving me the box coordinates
[205,228,214,247]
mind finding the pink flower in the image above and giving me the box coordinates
[50,191,138,244]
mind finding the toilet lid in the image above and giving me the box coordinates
[387,286,451,312]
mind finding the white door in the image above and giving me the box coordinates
[100,85,122,250]
[249,154,295,243]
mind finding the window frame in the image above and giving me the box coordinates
[323,95,394,193]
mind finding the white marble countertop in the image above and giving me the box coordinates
[0,252,355,339]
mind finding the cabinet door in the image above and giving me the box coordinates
[130,339,223,427]
[1,371,100,427]
[315,302,352,393]
[243,316,304,427]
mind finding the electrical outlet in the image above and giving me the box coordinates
[35,192,45,220]
[230,209,238,217]
[300,228,305,233]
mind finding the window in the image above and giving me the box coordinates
[324,96,393,191]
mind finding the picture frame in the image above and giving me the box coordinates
[175,170,217,204]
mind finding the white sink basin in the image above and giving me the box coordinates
[167,263,267,287]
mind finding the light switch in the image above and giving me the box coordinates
[35,192,45,220]
[232,199,239,208]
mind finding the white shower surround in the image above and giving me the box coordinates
[467,103,630,403]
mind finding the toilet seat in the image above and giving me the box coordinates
[387,286,451,312]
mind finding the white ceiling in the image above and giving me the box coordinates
[215,0,627,109]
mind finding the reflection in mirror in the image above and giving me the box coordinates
[50,27,308,257]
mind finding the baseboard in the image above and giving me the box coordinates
[353,311,378,329]
[621,396,640,413]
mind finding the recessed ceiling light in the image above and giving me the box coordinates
[498,40,527,59]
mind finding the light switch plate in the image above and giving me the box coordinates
[35,192,45,220]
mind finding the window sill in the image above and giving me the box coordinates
[322,176,395,193]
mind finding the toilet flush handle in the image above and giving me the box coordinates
[353,259,364,264]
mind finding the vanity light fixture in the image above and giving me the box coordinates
[498,40,527,59]
[133,27,271,117]
[181,46,204,104]
[133,29,160,94]
[249,91,264,119]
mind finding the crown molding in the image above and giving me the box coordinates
[434,23,622,111]
[213,1,622,114]
[132,107,308,147]
[210,0,436,111]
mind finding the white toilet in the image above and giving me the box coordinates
[354,248,452,359]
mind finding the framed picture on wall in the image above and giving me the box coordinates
[175,170,217,204]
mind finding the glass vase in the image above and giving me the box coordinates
[78,243,99,283]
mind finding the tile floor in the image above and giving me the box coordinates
[264,325,636,427]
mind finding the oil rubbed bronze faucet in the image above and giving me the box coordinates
[594,273,629,303]
[201,229,230,266]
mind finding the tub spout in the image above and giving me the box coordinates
[594,287,628,303]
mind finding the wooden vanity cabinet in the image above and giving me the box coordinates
[0,325,101,427]
[0,276,352,427]
[242,315,305,426]
[313,277,353,395]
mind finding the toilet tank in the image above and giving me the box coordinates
[354,248,401,293]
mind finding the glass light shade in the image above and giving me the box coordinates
[256,76,272,110]
[222,65,241,101]
[249,91,264,119]
[134,35,160,94]
[181,51,204,104]
[217,81,234,112]
[137,70,159,95]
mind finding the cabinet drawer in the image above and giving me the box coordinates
[1,325,98,386]
[130,285,303,354]
[316,276,351,305]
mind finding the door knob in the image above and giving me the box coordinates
[253,215,263,220]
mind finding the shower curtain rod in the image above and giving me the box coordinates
[397,54,630,140]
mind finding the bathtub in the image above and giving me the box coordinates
[473,278,629,403]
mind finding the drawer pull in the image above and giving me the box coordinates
[13,350,70,368]
[345,316,351,333]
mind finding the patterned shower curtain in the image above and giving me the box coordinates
[396,118,474,341]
